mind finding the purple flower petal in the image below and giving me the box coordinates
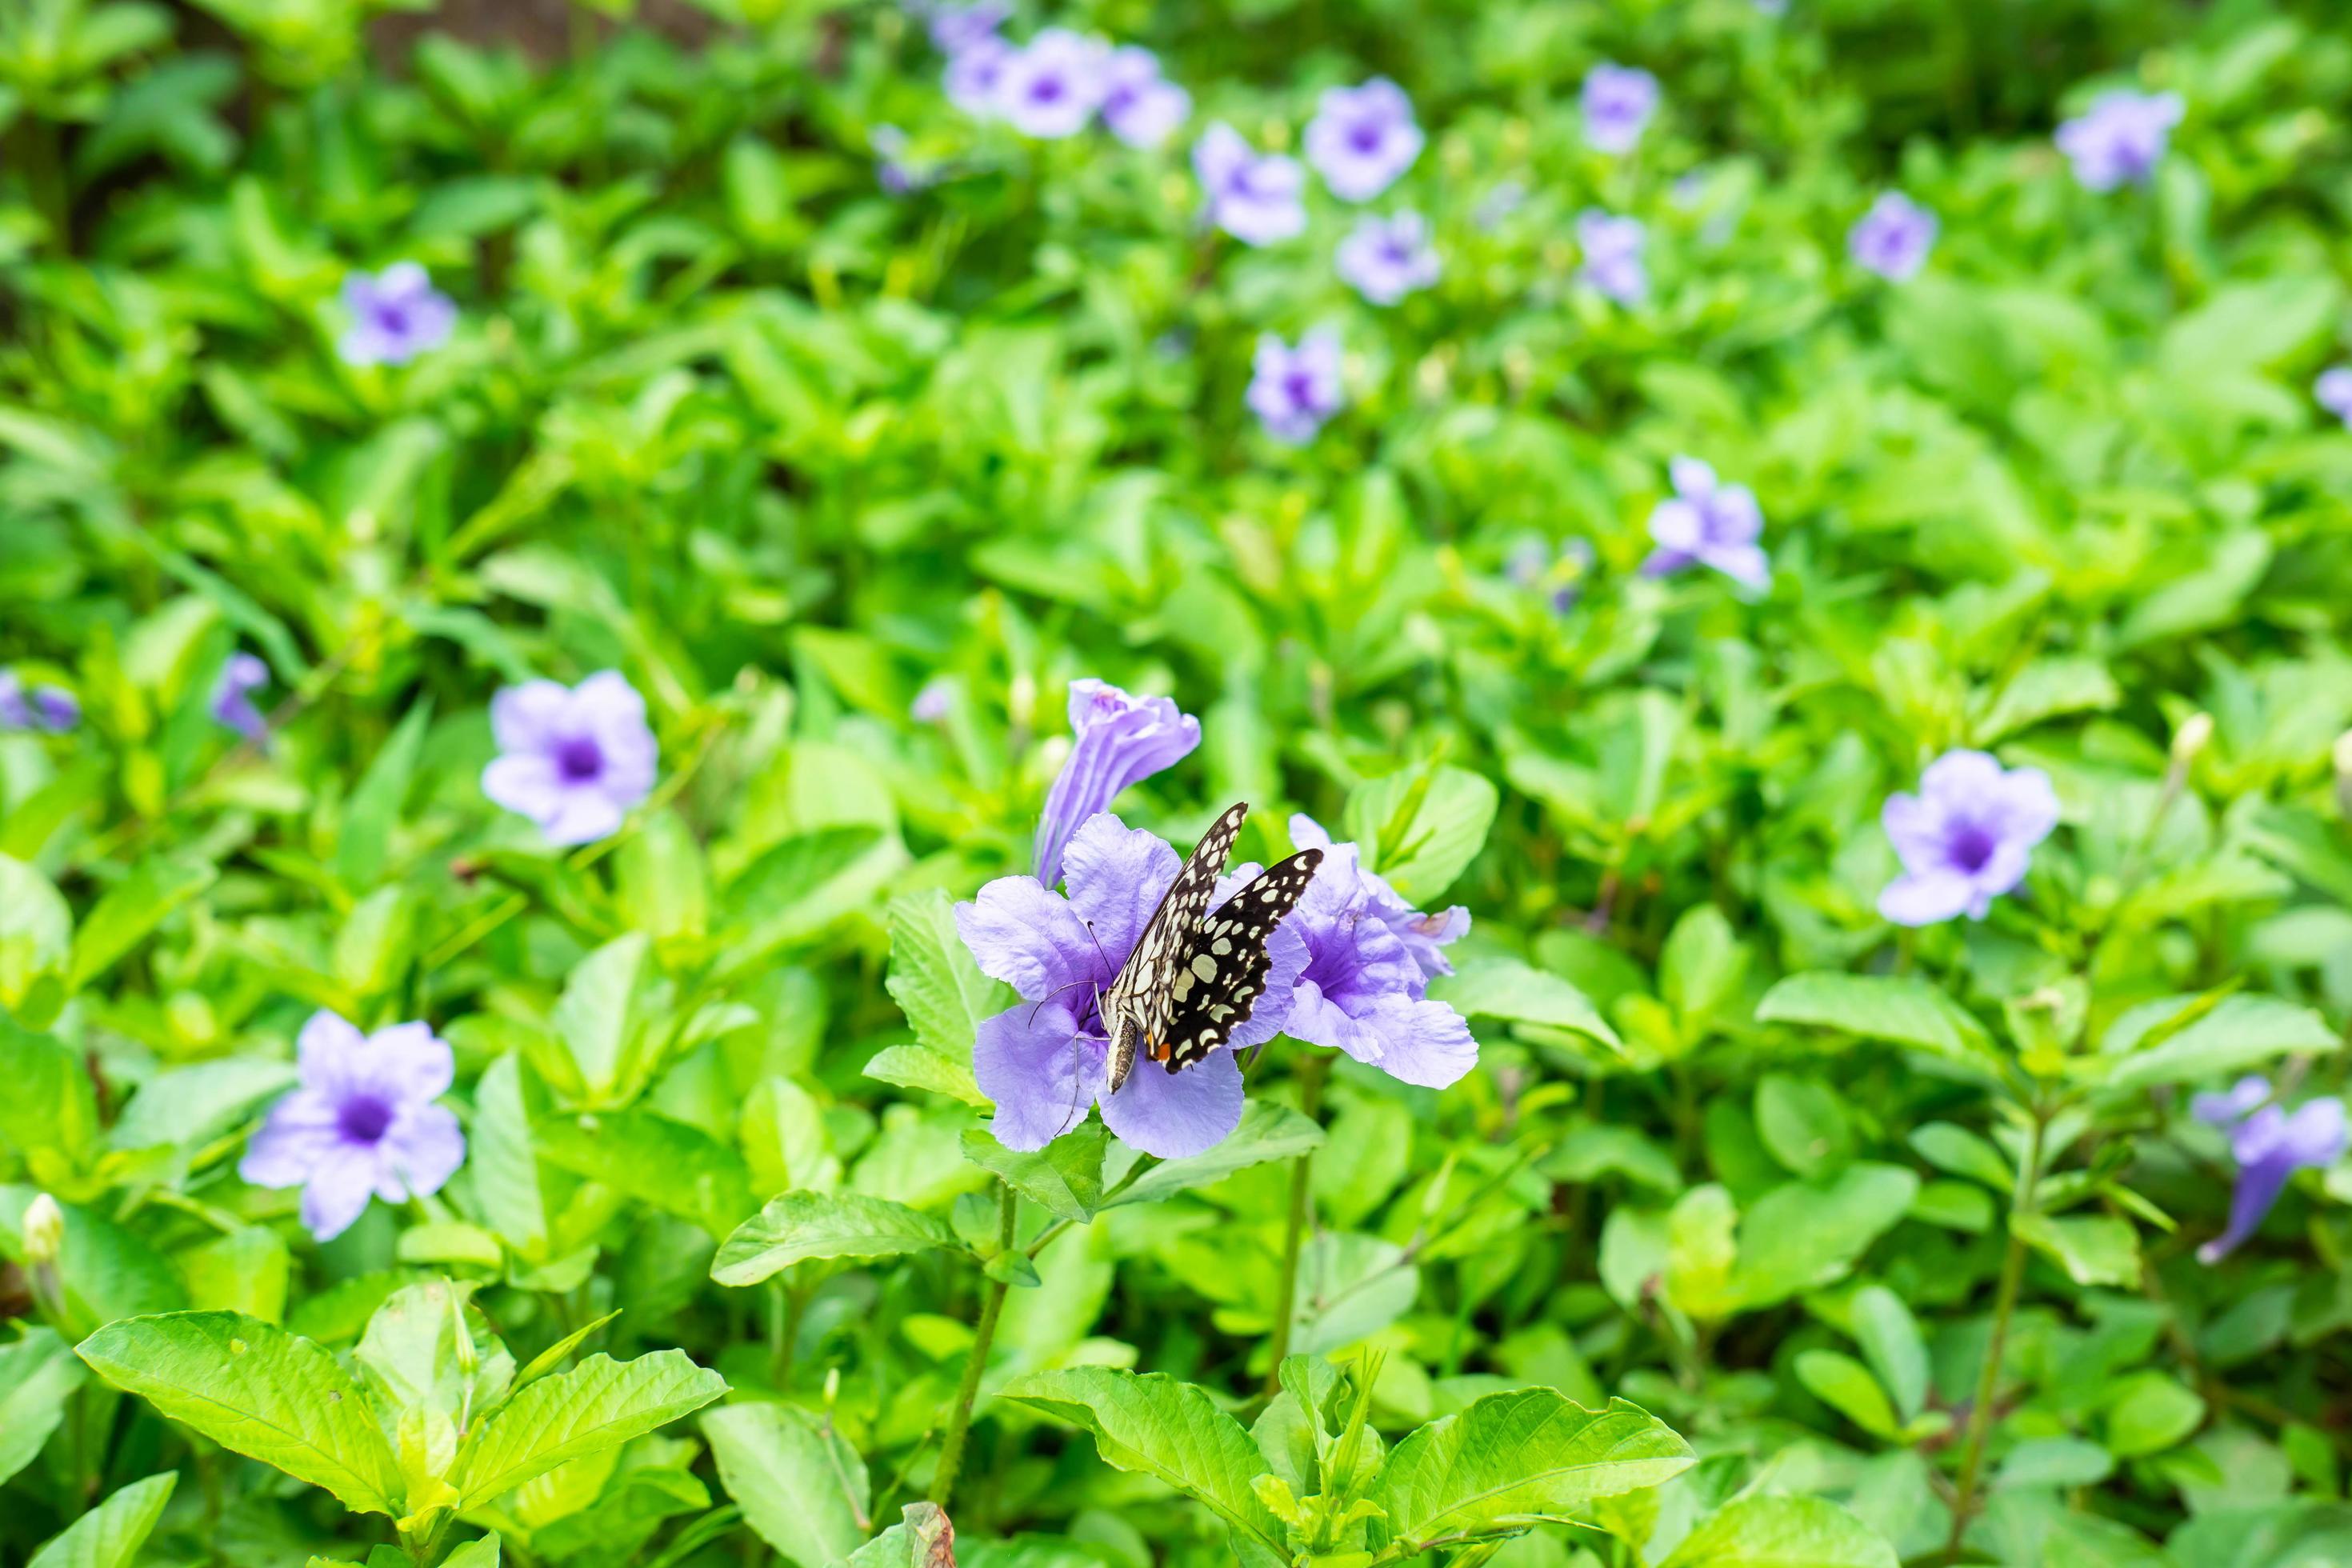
[482,671,658,847]
[2193,1075,2271,1129]
[245,1010,463,1242]
[974,1001,1102,1152]
[2200,1098,2346,1262]
[1304,78,1423,202]
[956,874,1098,1001]
[300,1153,381,1241]
[1582,63,1659,155]
[1877,869,1976,926]
[1034,678,1201,887]
[1878,751,2058,926]
[1098,1042,1244,1157]
[1062,814,1182,966]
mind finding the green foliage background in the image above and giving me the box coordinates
[4,0,2352,1564]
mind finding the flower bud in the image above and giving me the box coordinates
[22,1193,63,1266]
[2170,711,2214,767]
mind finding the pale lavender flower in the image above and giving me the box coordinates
[1849,192,1938,282]
[1577,210,1646,306]
[1034,678,1200,887]
[960,814,1306,1155]
[211,653,270,741]
[482,671,658,847]
[1877,750,2059,926]
[1304,78,1423,202]
[2055,90,2184,191]
[1643,457,1767,588]
[2315,366,2352,429]
[926,1,1006,54]
[996,28,1110,139]
[1218,816,1474,1088]
[1582,64,1659,155]
[338,264,455,367]
[1474,181,1526,232]
[1508,537,1595,614]
[2192,1077,2347,1262]
[0,672,78,734]
[912,677,955,723]
[1194,122,1306,246]
[946,34,1014,117]
[1100,46,1189,148]
[240,1011,465,1242]
[1246,330,1345,445]
[1335,211,1440,306]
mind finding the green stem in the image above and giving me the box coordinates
[929,1181,1017,1509]
[1263,1049,1330,1393]
[1944,1107,2046,1562]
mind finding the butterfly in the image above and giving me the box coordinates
[1101,802,1323,1094]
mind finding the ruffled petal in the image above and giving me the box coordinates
[973,1002,1102,1151]
[1353,993,1480,1089]
[1062,814,1182,962]
[360,1021,454,1104]
[957,877,1096,1001]
[1878,869,1975,926]
[383,1103,466,1199]
[239,1089,342,1188]
[1098,1047,1243,1158]
[299,1150,381,1242]
[482,754,569,826]
[538,788,630,848]
[295,1011,370,1097]
[490,680,576,754]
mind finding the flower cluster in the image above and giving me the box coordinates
[2192,1078,2347,1262]
[1877,750,2059,926]
[932,9,1189,147]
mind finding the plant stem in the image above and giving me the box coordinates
[1944,1107,2046,1562]
[929,1180,1017,1509]
[1263,1048,1331,1392]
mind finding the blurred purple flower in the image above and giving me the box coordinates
[240,1011,465,1242]
[0,672,78,734]
[1582,64,1659,155]
[1218,816,1474,1088]
[926,1,1006,54]
[1577,210,1646,306]
[1101,46,1189,147]
[1194,122,1306,246]
[1304,78,1423,201]
[912,677,955,723]
[960,814,1304,1155]
[1643,457,1767,588]
[1474,181,1526,232]
[1508,537,1595,614]
[1034,678,1200,887]
[1877,750,2059,926]
[946,34,1014,116]
[1336,211,1440,305]
[211,653,270,741]
[1849,192,1938,282]
[338,264,454,367]
[872,125,928,194]
[482,671,658,847]
[1246,329,1345,445]
[2193,1076,2347,1262]
[2055,90,2183,191]
[997,28,1110,138]
[2315,366,2352,429]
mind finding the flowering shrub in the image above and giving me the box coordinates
[2,1,2351,1566]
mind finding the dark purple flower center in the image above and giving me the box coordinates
[338,1093,395,1143]
[374,301,413,335]
[1350,121,1385,154]
[1284,370,1319,406]
[1946,822,1997,875]
[554,734,605,782]
[1030,74,1066,103]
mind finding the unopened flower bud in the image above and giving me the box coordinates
[22,1194,64,1265]
[2171,712,2214,767]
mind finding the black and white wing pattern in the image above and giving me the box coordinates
[1102,802,1324,1092]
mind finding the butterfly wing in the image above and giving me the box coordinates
[1102,802,1249,1092]
[1154,846,1323,1073]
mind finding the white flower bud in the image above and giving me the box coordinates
[2170,711,2214,766]
[22,1194,64,1266]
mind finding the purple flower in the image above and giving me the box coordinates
[1877,750,2059,926]
[959,814,1306,1156]
[211,653,270,741]
[1576,210,1646,306]
[1034,678,1201,887]
[1508,537,1595,614]
[1304,78,1423,202]
[2192,1077,2347,1262]
[1221,816,1474,1089]
[1849,192,1938,282]
[1642,457,1767,587]
[996,28,1110,139]
[0,672,78,734]
[912,676,955,723]
[2315,366,2352,429]
[872,125,928,195]
[240,1011,465,1242]
[1582,64,1659,155]
[1335,211,1441,305]
[2055,90,2183,192]
[926,1,1006,54]
[1194,122,1307,246]
[338,264,455,367]
[481,671,659,847]
[1246,330,1346,445]
[1101,46,1190,148]
[945,34,1014,116]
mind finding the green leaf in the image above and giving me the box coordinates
[1729,1165,1921,1310]
[77,1311,405,1516]
[998,1368,1288,1550]
[438,1536,502,1568]
[844,1503,953,1568]
[468,1053,548,1258]
[1659,1494,1898,1568]
[1794,1350,1899,1439]
[0,1019,100,1167]
[1103,1102,1326,1208]
[26,1472,177,1568]
[884,889,1009,1065]
[961,1125,1106,1223]
[702,1402,871,1568]
[1428,956,1621,1050]
[862,1043,988,1108]
[1755,974,1995,1072]
[710,1190,960,1286]
[1754,1074,1853,1178]
[1908,1122,2014,1190]
[0,1329,86,1486]
[2014,1213,2141,1288]
[1376,1390,1694,1548]
[453,1350,727,1508]
[2097,994,2338,1092]
[1342,763,1498,902]
[2103,1370,2206,1458]
[1849,1286,1930,1423]
[550,934,658,1103]
[535,1108,752,1237]
[67,855,215,991]
[335,699,433,892]
[1660,906,1748,1041]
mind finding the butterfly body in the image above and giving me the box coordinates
[1101,802,1322,1093]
